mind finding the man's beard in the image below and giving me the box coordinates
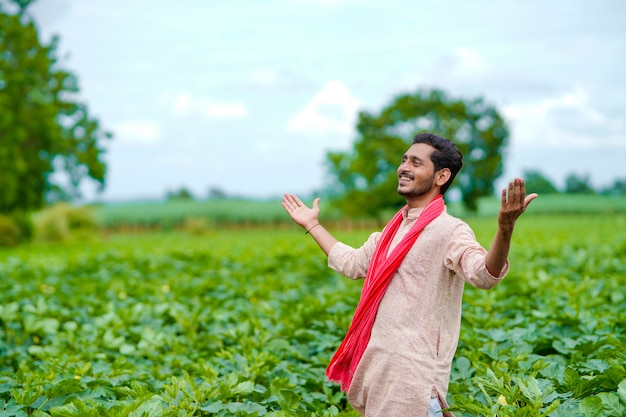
[397,173,436,198]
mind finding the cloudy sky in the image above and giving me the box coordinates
[28,0,626,202]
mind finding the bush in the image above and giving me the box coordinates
[180,216,214,235]
[0,214,20,247]
[11,211,34,242]
[34,203,97,243]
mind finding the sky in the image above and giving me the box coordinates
[26,0,626,202]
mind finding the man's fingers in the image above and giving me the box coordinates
[282,194,298,212]
[503,178,527,206]
[292,195,306,209]
[283,194,311,214]
[513,179,522,204]
[524,193,539,209]
[288,194,301,205]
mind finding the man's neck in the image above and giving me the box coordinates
[405,190,442,209]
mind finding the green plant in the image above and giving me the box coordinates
[34,203,97,243]
[0,214,20,247]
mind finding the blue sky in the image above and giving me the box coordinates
[29,0,626,201]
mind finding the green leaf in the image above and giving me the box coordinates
[553,338,578,355]
[201,401,223,412]
[223,402,266,414]
[232,381,255,396]
[539,361,565,381]
[598,392,624,416]
[45,378,85,399]
[276,390,301,411]
[0,399,27,417]
[603,367,626,390]
[579,396,604,417]
[454,357,475,380]
[133,395,164,417]
[578,359,609,375]
[617,379,626,404]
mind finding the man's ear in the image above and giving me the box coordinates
[436,168,451,187]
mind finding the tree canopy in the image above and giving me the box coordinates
[565,172,594,194]
[0,0,110,214]
[523,169,559,194]
[326,88,509,218]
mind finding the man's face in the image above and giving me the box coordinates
[397,143,437,198]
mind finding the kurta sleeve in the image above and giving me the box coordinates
[444,222,509,289]
[328,232,381,279]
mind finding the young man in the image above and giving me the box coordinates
[282,132,537,417]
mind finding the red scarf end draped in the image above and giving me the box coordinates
[325,195,445,392]
[325,361,352,392]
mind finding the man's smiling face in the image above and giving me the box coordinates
[397,143,438,199]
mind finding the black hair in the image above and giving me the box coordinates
[412,132,463,194]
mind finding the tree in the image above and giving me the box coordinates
[523,169,559,194]
[208,186,228,199]
[564,173,594,194]
[0,0,110,215]
[602,178,626,195]
[326,88,509,218]
[166,187,194,201]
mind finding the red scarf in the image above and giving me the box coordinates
[325,194,445,391]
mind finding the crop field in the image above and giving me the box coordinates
[1,212,625,416]
[93,194,626,231]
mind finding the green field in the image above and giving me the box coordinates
[93,194,626,231]
[1,210,625,416]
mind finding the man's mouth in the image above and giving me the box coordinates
[398,173,413,185]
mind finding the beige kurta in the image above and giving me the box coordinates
[328,206,508,417]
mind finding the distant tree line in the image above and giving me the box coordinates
[168,172,626,205]
[524,170,626,195]
[164,186,232,201]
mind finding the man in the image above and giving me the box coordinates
[282,132,537,416]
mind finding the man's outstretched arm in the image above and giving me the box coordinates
[485,178,538,276]
[282,193,338,256]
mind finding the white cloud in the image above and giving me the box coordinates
[114,120,162,144]
[169,93,247,119]
[503,86,625,149]
[286,80,360,135]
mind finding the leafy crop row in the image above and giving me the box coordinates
[1,214,625,416]
[449,214,626,416]
[1,234,361,416]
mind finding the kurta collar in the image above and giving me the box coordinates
[402,206,425,221]
[402,205,447,221]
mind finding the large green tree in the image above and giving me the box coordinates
[523,169,559,194]
[564,172,595,194]
[0,0,110,214]
[326,89,509,218]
